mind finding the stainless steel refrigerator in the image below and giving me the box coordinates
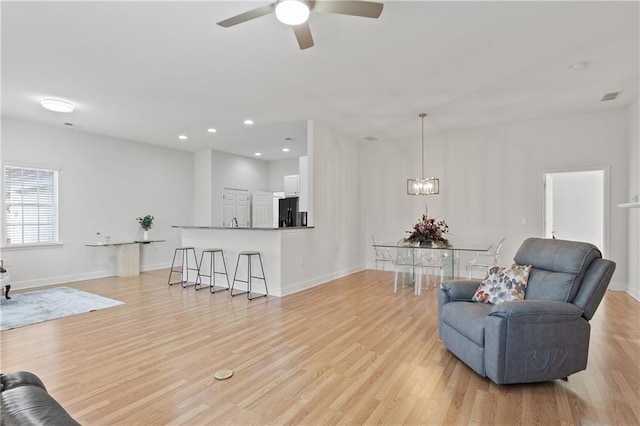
[278,197,299,227]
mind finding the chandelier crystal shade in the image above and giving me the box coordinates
[407,177,439,195]
[407,113,440,196]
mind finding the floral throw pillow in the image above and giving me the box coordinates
[472,264,532,305]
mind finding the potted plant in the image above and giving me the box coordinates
[136,215,154,241]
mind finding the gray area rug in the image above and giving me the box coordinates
[0,286,123,331]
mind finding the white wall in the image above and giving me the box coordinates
[360,133,448,249]
[627,98,639,300]
[194,150,212,226]
[1,116,194,289]
[361,109,630,290]
[280,121,364,293]
[210,151,269,226]
[268,158,298,192]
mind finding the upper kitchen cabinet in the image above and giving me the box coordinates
[284,174,300,197]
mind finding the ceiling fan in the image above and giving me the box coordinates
[217,0,384,50]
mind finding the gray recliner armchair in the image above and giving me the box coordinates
[438,237,616,385]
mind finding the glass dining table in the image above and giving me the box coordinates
[372,241,492,283]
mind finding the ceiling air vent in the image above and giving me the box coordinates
[601,91,621,102]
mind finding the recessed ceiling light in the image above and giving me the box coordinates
[282,148,290,152]
[254,152,262,156]
[178,135,188,140]
[207,128,217,133]
[41,98,75,113]
[569,61,591,70]
[244,119,254,125]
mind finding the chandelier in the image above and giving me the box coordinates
[407,113,439,195]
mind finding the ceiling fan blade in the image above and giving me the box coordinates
[292,23,314,50]
[311,0,383,18]
[217,3,276,28]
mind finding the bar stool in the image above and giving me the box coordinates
[195,248,230,293]
[231,251,268,300]
[168,247,199,288]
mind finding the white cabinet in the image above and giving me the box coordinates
[284,174,300,197]
[222,188,250,227]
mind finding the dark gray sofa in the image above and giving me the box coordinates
[1,371,80,426]
[438,237,616,385]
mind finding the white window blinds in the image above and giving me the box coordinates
[4,165,58,245]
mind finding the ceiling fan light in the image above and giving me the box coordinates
[275,0,310,25]
[41,98,74,113]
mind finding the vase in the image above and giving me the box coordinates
[143,230,149,241]
[420,239,434,247]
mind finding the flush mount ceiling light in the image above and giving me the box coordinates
[407,113,439,196]
[40,98,74,113]
[275,0,310,25]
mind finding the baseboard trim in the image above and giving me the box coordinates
[6,262,173,291]
[7,270,117,291]
[280,264,366,297]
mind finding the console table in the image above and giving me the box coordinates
[85,240,165,277]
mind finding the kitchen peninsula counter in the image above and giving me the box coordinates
[172,225,316,297]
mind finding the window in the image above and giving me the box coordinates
[4,165,59,245]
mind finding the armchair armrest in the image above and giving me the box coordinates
[489,300,583,323]
[440,280,481,301]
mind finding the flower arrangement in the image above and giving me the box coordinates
[136,215,154,231]
[405,214,450,247]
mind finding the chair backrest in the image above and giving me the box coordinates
[371,235,391,261]
[395,238,414,263]
[484,237,506,264]
[494,237,506,257]
[513,238,614,311]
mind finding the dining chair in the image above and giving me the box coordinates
[466,237,506,279]
[371,234,393,270]
[393,239,415,292]
[415,249,448,295]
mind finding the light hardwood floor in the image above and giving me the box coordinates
[1,269,639,425]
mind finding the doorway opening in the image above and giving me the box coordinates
[543,168,608,255]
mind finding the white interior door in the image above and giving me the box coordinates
[222,189,237,228]
[252,191,272,228]
[236,190,250,227]
[273,192,284,227]
[222,188,250,228]
[543,168,607,254]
